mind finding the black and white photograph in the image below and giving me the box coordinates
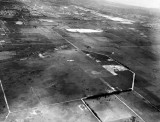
[0,0,160,121]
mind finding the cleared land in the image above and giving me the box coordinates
[0,0,160,122]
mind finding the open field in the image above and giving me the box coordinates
[0,0,160,121]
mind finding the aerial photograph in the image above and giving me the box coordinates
[0,0,160,121]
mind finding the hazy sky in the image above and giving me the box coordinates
[106,0,160,8]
